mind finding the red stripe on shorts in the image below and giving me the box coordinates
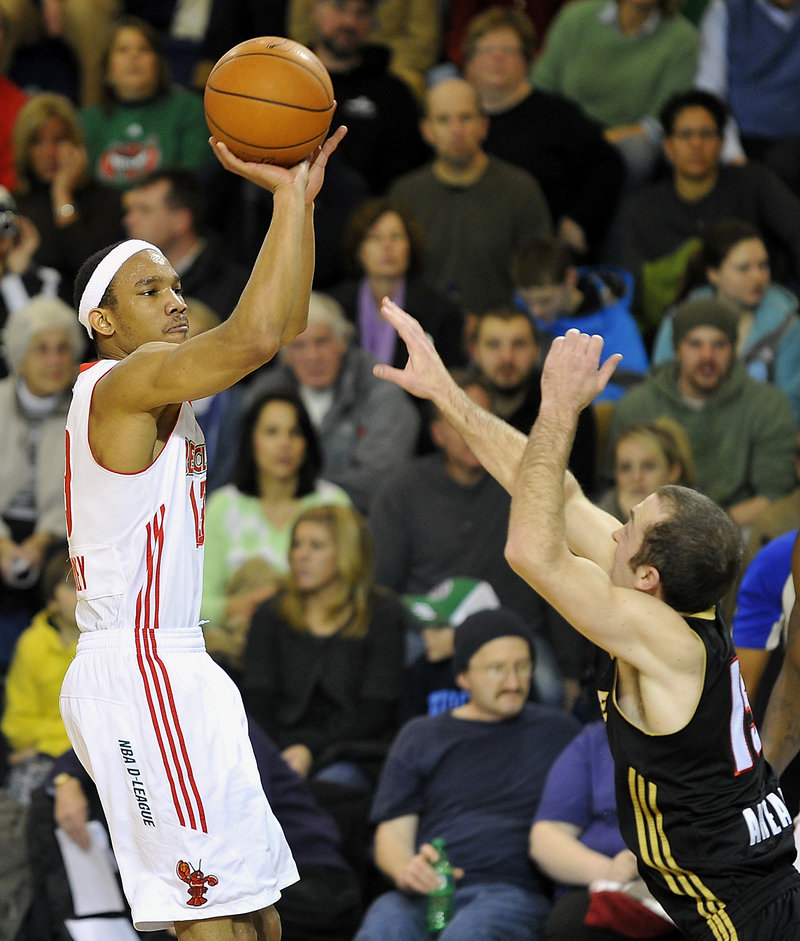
[134,506,207,831]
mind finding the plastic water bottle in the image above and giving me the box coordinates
[425,837,455,934]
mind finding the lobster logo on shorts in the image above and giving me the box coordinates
[177,859,219,906]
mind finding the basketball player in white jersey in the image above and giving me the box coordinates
[59,128,346,941]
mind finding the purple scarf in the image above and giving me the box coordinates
[358,278,406,363]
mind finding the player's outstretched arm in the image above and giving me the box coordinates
[212,126,347,346]
[374,300,622,547]
[761,532,800,777]
[96,130,348,419]
[507,331,620,578]
[504,332,695,679]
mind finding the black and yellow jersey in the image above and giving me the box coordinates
[600,609,800,941]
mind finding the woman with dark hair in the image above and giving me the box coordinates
[243,504,407,791]
[327,197,468,369]
[652,219,800,422]
[79,15,212,189]
[201,390,350,671]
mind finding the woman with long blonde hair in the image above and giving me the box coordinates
[597,416,696,522]
[243,505,408,791]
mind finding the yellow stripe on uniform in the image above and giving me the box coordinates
[627,766,739,941]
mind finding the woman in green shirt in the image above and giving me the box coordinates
[80,16,212,188]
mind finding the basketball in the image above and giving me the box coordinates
[204,37,335,167]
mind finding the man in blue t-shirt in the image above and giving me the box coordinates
[353,608,580,941]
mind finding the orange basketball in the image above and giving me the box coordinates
[204,37,335,167]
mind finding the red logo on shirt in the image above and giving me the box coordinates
[185,440,207,476]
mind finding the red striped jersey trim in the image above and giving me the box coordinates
[134,505,207,832]
[65,429,73,537]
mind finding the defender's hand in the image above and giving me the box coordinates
[373,297,453,403]
[541,329,621,412]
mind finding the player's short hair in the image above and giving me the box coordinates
[660,89,728,137]
[74,241,125,313]
[629,485,742,612]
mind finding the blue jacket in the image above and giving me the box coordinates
[522,267,649,401]
[732,529,796,651]
[653,283,800,423]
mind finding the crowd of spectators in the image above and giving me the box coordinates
[1,0,800,937]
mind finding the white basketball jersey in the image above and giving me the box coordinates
[65,360,207,633]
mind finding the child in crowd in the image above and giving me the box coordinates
[512,236,649,400]
[1,554,77,804]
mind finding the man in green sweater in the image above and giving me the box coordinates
[605,298,796,529]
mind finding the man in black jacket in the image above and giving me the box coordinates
[308,0,428,195]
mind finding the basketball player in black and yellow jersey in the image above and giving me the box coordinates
[374,296,800,941]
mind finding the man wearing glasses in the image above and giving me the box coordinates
[353,607,580,941]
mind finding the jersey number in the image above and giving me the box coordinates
[729,658,761,775]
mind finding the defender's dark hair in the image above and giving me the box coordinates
[629,485,742,612]
[232,390,322,498]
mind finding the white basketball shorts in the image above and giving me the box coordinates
[60,627,298,930]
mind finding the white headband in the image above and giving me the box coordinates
[77,239,160,337]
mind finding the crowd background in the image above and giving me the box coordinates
[0,0,799,938]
